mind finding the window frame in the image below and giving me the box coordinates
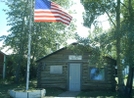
[89,67,105,81]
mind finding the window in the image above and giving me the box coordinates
[89,67,105,81]
[50,66,62,74]
[69,55,82,60]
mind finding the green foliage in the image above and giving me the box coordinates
[79,0,120,68]
[119,0,134,67]
[74,33,112,68]
[81,0,116,28]
[80,0,134,96]
[80,0,134,68]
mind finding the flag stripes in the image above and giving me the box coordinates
[34,1,72,25]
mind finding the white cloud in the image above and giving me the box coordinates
[1,48,13,55]
[67,39,77,45]
[97,14,110,31]
[71,0,89,38]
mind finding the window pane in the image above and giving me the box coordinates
[90,68,105,81]
[50,66,62,74]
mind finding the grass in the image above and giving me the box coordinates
[0,79,134,98]
[77,89,134,98]
[0,82,18,98]
[0,79,65,98]
[45,87,65,97]
[77,91,117,98]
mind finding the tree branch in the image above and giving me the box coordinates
[105,10,116,28]
[120,1,128,10]
[101,6,116,28]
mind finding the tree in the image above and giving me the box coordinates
[81,0,124,87]
[80,0,134,97]
[120,0,134,97]
[1,0,76,83]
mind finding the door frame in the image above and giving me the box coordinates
[68,63,81,91]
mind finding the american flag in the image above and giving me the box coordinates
[34,0,72,25]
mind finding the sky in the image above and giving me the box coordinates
[0,2,11,54]
[0,0,110,54]
[71,0,89,37]
[0,2,9,37]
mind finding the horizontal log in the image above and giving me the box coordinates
[41,83,66,89]
[41,78,66,81]
[40,80,66,84]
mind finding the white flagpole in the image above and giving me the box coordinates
[26,0,32,90]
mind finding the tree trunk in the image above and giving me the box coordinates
[15,16,25,83]
[15,61,20,83]
[125,67,134,98]
[116,0,126,96]
[125,0,134,97]
[15,44,23,83]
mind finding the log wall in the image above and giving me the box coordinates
[37,47,116,91]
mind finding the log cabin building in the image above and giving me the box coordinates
[36,43,116,91]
